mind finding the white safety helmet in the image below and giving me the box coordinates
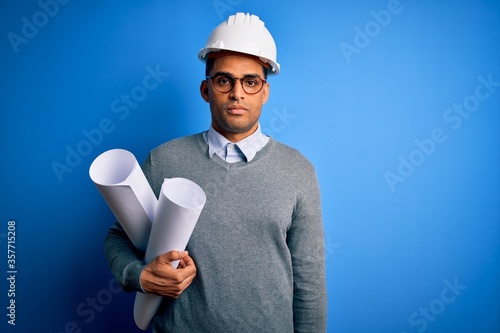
[198,12,280,75]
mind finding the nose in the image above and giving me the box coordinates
[229,80,245,100]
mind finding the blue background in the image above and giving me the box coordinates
[1,0,499,332]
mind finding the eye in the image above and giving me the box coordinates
[244,79,258,86]
[216,77,232,85]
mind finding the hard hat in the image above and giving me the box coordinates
[198,12,280,75]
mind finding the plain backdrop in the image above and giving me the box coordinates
[1,0,499,332]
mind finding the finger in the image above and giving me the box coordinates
[180,269,197,289]
[158,250,189,264]
[179,259,197,280]
[182,255,195,267]
[172,257,196,280]
[155,256,195,278]
[178,258,187,268]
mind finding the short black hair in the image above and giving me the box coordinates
[205,57,268,80]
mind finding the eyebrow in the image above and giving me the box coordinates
[212,71,263,79]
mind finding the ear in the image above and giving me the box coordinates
[262,82,270,105]
[200,80,210,103]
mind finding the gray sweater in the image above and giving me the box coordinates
[104,133,327,332]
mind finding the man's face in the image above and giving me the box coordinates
[200,54,269,142]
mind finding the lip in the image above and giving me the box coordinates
[226,105,248,115]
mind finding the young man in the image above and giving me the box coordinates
[104,12,327,332]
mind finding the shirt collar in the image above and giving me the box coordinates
[204,124,269,162]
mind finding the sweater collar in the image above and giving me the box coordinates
[204,124,269,162]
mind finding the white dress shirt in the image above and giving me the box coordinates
[203,124,269,163]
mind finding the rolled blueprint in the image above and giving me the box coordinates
[134,177,206,330]
[89,149,156,252]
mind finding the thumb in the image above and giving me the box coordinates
[160,250,189,263]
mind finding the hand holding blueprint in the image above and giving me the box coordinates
[134,177,206,330]
[90,149,206,330]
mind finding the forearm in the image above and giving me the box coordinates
[104,221,147,293]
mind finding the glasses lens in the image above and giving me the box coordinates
[242,77,263,94]
[213,75,234,93]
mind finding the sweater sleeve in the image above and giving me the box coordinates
[104,221,147,293]
[103,153,155,293]
[287,165,327,332]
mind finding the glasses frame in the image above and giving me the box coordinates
[206,74,267,95]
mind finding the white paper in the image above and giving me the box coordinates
[134,177,206,330]
[89,149,156,252]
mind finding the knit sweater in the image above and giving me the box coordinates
[104,133,327,333]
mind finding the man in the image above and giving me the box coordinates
[104,12,327,332]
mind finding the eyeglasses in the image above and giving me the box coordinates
[206,74,266,95]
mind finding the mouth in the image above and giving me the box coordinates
[226,105,248,115]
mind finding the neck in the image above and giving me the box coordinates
[212,124,258,143]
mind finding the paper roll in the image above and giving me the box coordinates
[89,149,156,252]
[134,177,206,330]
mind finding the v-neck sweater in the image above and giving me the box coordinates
[105,132,327,333]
